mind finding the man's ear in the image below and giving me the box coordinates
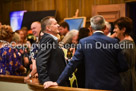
[122,27,126,33]
[89,26,92,29]
[89,26,95,34]
[89,26,92,31]
[46,26,51,31]
[101,25,106,31]
[103,25,106,30]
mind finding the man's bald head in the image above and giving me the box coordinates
[31,21,41,37]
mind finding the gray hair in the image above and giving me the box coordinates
[90,15,106,30]
[41,16,54,32]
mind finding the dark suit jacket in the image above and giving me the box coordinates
[36,33,66,84]
[57,32,128,91]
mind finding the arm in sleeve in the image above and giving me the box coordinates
[36,37,53,84]
[57,41,84,85]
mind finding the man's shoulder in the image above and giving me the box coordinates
[80,36,91,41]
[79,36,96,43]
[79,35,119,44]
[40,33,54,42]
[106,36,119,43]
[42,33,52,38]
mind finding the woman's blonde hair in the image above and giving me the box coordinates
[12,32,20,43]
[62,29,78,44]
[0,25,13,41]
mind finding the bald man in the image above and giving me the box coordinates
[24,21,41,82]
[31,21,41,37]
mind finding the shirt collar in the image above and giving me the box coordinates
[48,34,58,41]
[93,30,104,34]
[36,37,39,42]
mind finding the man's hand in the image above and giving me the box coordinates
[24,76,29,82]
[43,81,58,89]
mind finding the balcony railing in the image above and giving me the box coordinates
[0,75,110,91]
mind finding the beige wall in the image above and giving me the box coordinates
[0,0,136,25]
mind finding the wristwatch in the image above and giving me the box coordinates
[29,74,32,78]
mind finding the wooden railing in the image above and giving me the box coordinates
[0,75,110,91]
[0,75,24,83]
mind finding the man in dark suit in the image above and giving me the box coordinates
[43,15,128,91]
[36,16,67,85]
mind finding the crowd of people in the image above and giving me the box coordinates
[0,15,136,91]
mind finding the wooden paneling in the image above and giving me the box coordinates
[23,0,34,11]
[35,0,55,11]
[67,0,80,17]
[92,4,126,22]
[94,0,111,5]
[55,0,69,21]
[80,0,94,20]
[0,0,135,25]
[125,0,136,2]
[112,0,124,4]
[0,1,2,22]
[1,1,12,24]
[11,0,24,11]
